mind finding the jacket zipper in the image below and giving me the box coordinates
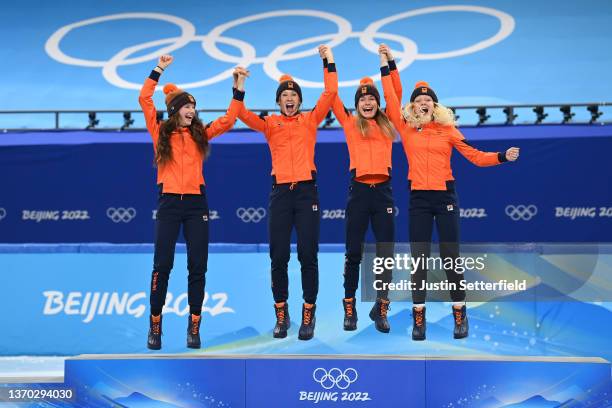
[289,119,295,182]
[181,131,185,199]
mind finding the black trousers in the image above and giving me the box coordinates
[409,181,465,304]
[344,180,395,299]
[150,186,209,316]
[269,181,320,304]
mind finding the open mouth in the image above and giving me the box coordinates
[363,107,374,114]
[284,102,296,114]
[420,107,429,114]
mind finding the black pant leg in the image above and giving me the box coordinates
[294,183,320,304]
[409,191,434,304]
[151,194,182,315]
[434,189,465,302]
[371,183,395,300]
[182,191,210,315]
[268,185,293,303]
[343,182,371,299]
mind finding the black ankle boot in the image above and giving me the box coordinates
[187,314,202,349]
[147,314,162,350]
[412,306,426,341]
[452,305,469,339]
[368,298,391,333]
[343,298,357,331]
[298,303,316,340]
[273,302,290,338]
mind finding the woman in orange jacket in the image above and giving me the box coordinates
[139,54,245,350]
[324,45,397,333]
[233,45,337,341]
[378,44,520,341]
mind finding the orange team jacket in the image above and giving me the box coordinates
[139,71,243,194]
[380,64,506,191]
[237,64,338,184]
[327,61,404,185]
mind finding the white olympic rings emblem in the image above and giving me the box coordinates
[0,208,6,221]
[106,207,137,223]
[505,204,538,221]
[236,207,266,223]
[45,7,515,90]
[313,367,358,390]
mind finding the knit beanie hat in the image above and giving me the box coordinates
[354,77,380,107]
[409,81,438,103]
[164,84,196,115]
[275,74,302,102]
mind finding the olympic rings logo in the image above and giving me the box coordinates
[505,204,538,221]
[45,7,515,90]
[313,367,358,390]
[0,208,6,221]
[106,207,137,223]
[236,207,266,223]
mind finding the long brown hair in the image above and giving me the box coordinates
[356,108,396,139]
[155,114,209,166]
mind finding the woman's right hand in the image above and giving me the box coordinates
[233,66,249,91]
[379,43,394,61]
[157,55,174,70]
[378,44,389,65]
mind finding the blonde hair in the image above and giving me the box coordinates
[401,102,456,128]
[356,108,396,139]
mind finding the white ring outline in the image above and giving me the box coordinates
[45,13,196,67]
[203,10,352,64]
[102,35,256,90]
[264,31,418,88]
[45,8,515,90]
[361,5,515,60]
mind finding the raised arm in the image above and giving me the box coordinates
[205,74,245,140]
[379,46,406,134]
[379,44,403,103]
[308,45,339,125]
[230,67,267,134]
[451,127,519,166]
[321,55,351,127]
[139,55,173,143]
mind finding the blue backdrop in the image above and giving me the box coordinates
[1,125,611,243]
[1,0,612,128]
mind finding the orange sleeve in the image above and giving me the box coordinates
[331,95,352,127]
[381,66,406,134]
[322,61,351,127]
[308,62,338,125]
[389,60,403,103]
[205,90,243,140]
[138,73,161,144]
[451,127,505,167]
[237,101,267,135]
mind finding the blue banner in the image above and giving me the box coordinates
[1,245,612,359]
[1,125,612,243]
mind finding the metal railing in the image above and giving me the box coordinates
[0,102,610,131]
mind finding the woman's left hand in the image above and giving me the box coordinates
[506,147,520,161]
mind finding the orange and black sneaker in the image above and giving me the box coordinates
[298,303,316,340]
[273,302,290,338]
[369,298,391,333]
[343,298,358,331]
[187,313,202,349]
[411,306,426,341]
[452,305,469,339]
[147,314,162,350]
